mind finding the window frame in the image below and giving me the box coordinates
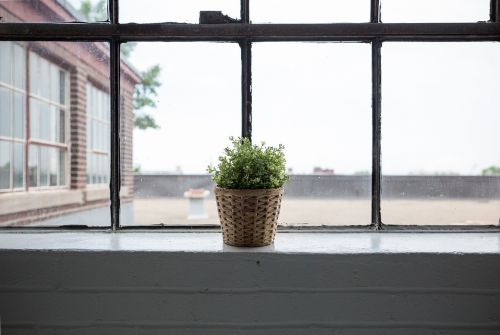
[86,82,111,186]
[27,49,70,191]
[0,0,499,230]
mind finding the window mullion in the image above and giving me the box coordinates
[240,40,252,141]
[241,0,250,24]
[371,0,381,23]
[491,0,500,22]
[110,39,120,231]
[371,40,382,229]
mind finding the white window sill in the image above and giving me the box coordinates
[0,231,499,254]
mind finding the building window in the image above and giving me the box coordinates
[86,83,110,185]
[0,42,26,191]
[28,51,68,189]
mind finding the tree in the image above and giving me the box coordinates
[133,65,162,129]
[481,166,500,176]
[79,0,106,22]
[79,0,161,130]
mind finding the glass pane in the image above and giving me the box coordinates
[13,43,26,90]
[49,147,58,186]
[1,41,110,227]
[59,149,65,186]
[29,99,40,139]
[252,0,370,23]
[120,0,240,23]
[13,92,24,139]
[253,42,372,226]
[49,105,57,142]
[382,42,500,226]
[50,64,60,103]
[39,146,49,187]
[13,142,24,189]
[121,42,240,226]
[0,0,108,22]
[39,101,50,141]
[59,71,66,105]
[39,57,50,99]
[0,141,10,190]
[0,42,12,85]
[0,87,11,137]
[29,52,39,97]
[28,145,38,188]
[58,109,65,143]
[382,0,490,23]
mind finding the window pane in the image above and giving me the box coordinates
[29,145,38,188]
[58,109,65,143]
[251,0,370,23]
[0,141,10,190]
[59,149,66,186]
[0,42,12,85]
[121,42,240,226]
[86,83,110,185]
[49,147,58,186]
[13,92,24,139]
[120,0,240,23]
[39,101,50,141]
[0,0,108,22]
[50,64,60,102]
[382,42,500,226]
[253,43,372,226]
[29,99,39,139]
[13,43,26,90]
[40,146,49,187]
[29,52,39,97]
[381,0,490,23]
[49,105,57,142]
[13,142,24,189]
[59,71,66,105]
[0,88,12,137]
[39,57,50,99]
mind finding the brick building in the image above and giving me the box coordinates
[0,0,140,226]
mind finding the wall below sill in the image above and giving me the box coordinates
[1,232,500,335]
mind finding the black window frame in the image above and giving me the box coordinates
[1,0,499,231]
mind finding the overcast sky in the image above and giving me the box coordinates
[70,0,499,175]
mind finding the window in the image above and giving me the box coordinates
[86,83,110,185]
[28,51,68,189]
[0,42,25,191]
[0,0,499,229]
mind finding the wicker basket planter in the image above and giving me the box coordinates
[215,187,284,247]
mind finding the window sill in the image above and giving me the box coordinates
[0,231,499,254]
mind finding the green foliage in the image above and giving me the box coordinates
[207,137,289,189]
[79,0,107,22]
[481,166,500,176]
[134,114,159,130]
[120,43,137,58]
[133,65,162,130]
[133,65,161,110]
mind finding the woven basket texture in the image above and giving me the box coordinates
[215,187,284,247]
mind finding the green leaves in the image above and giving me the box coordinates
[208,137,289,189]
[79,0,107,22]
[133,64,162,130]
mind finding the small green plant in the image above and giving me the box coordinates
[208,137,289,189]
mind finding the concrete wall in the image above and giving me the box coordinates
[134,174,500,199]
[1,249,499,334]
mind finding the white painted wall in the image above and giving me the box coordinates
[0,232,499,334]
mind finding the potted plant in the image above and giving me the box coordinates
[208,137,289,247]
